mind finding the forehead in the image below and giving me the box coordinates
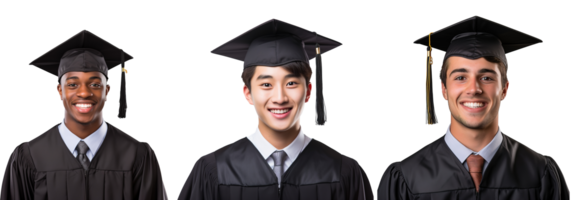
[253,66,296,77]
[252,66,303,80]
[446,56,500,73]
[62,71,106,80]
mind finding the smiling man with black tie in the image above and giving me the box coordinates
[0,30,167,200]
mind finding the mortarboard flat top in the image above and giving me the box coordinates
[414,16,542,67]
[30,30,133,80]
[211,19,341,68]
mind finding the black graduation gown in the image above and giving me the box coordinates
[378,133,569,200]
[0,123,167,200]
[178,138,373,200]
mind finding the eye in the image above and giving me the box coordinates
[481,76,493,81]
[67,83,78,87]
[261,83,272,87]
[90,83,102,87]
[454,76,465,80]
[287,81,297,86]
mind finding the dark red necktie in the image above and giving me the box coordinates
[466,154,485,192]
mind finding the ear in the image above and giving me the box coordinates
[105,85,110,101]
[305,82,313,104]
[501,81,509,100]
[106,84,112,98]
[441,82,448,100]
[58,84,64,100]
[54,83,62,98]
[439,81,447,101]
[243,85,254,105]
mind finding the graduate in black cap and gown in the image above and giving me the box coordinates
[177,19,373,200]
[1,30,167,200]
[378,16,569,200]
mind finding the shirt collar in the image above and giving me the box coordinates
[444,125,503,163]
[247,128,306,162]
[58,119,108,154]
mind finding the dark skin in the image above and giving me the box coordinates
[57,71,110,139]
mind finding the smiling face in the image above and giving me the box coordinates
[244,66,311,132]
[442,56,509,129]
[58,71,110,125]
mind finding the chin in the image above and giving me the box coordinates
[264,120,295,132]
[68,112,97,124]
[461,121,486,129]
[455,116,490,129]
[74,117,97,124]
[268,124,291,131]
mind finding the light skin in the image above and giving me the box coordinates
[57,71,110,139]
[442,56,509,152]
[243,66,311,149]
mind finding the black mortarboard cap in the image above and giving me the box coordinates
[414,16,542,124]
[212,19,342,125]
[30,30,133,118]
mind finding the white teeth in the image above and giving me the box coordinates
[463,102,484,108]
[76,104,92,108]
[270,109,289,114]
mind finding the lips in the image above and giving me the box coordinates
[268,108,292,119]
[268,107,292,112]
[74,103,94,113]
[461,101,485,103]
[460,101,486,112]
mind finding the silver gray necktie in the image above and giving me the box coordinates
[272,150,288,185]
[76,141,90,171]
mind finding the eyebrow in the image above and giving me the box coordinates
[256,74,300,80]
[449,68,498,77]
[65,76,102,81]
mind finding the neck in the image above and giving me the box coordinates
[450,117,498,152]
[258,121,300,150]
[64,115,103,139]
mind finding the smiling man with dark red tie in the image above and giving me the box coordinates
[378,16,569,200]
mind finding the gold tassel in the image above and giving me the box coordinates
[426,32,438,124]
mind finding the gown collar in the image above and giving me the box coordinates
[247,128,308,164]
[58,119,108,157]
[444,125,503,164]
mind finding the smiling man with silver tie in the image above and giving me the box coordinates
[178,19,373,200]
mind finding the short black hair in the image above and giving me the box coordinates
[56,74,112,85]
[440,56,508,87]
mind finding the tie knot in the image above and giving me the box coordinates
[272,150,287,166]
[466,154,485,172]
[76,141,90,155]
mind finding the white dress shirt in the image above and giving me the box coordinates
[247,128,312,172]
[444,126,503,174]
[58,120,108,161]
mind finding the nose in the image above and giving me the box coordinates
[76,85,93,98]
[271,86,289,105]
[466,78,483,96]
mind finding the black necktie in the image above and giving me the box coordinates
[76,141,90,171]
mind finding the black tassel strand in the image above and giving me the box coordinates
[116,53,129,120]
[426,36,438,124]
[313,44,329,127]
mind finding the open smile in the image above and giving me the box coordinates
[268,107,293,119]
[460,101,487,112]
[73,103,95,113]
